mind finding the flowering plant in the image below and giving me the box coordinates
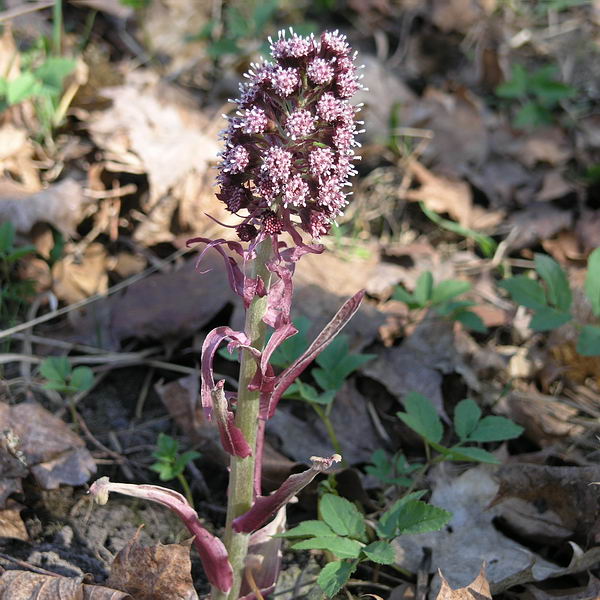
[90,28,365,600]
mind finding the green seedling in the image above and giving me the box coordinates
[40,356,94,395]
[365,449,420,488]
[280,491,451,597]
[151,433,200,505]
[397,393,523,465]
[495,64,575,128]
[393,270,487,333]
[40,356,95,427]
[499,249,600,356]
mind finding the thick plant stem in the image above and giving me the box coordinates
[214,240,272,600]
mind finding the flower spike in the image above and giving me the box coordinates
[216,29,363,246]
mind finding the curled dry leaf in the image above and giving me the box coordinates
[0,570,130,599]
[52,242,109,304]
[0,402,96,492]
[0,178,88,236]
[436,565,491,600]
[490,463,600,543]
[0,500,28,541]
[107,533,198,600]
[404,159,473,228]
[87,71,221,244]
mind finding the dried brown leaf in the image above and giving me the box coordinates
[107,534,198,600]
[496,391,584,448]
[87,71,220,244]
[362,314,460,415]
[392,465,560,596]
[436,565,491,600]
[527,574,600,600]
[60,254,235,349]
[505,204,572,251]
[0,402,96,491]
[0,500,28,541]
[0,570,130,599]
[400,87,488,174]
[52,243,109,304]
[405,159,473,227]
[490,464,600,543]
[268,382,380,465]
[430,0,496,33]
[0,178,88,236]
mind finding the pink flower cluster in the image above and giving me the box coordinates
[217,29,364,242]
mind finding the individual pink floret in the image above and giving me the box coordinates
[223,145,249,174]
[309,146,335,178]
[242,107,268,134]
[316,93,341,122]
[307,58,335,85]
[286,109,315,140]
[262,146,293,183]
[272,66,299,96]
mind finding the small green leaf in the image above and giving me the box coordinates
[70,366,94,392]
[514,102,553,128]
[496,64,528,99]
[534,253,572,311]
[319,494,366,540]
[278,520,335,538]
[392,284,415,305]
[577,325,600,357]
[207,38,241,58]
[376,491,428,539]
[430,280,471,305]
[584,248,600,317]
[292,536,362,559]
[5,246,36,262]
[34,57,76,93]
[530,307,572,331]
[154,434,179,460]
[394,500,452,535]
[498,276,547,310]
[396,392,443,444]
[40,356,71,383]
[453,309,487,333]
[467,416,524,442]
[365,450,418,487]
[317,560,356,598]
[7,72,39,105]
[447,446,499,464]
[362,541,396,565]
[150,461,175,481]
[175,450,201,470]
[413,271,434,306]
[454,399,481,442]
[0,222,15,254]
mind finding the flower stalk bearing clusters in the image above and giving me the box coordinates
[218,29,365,242]
[90,29,365,600]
